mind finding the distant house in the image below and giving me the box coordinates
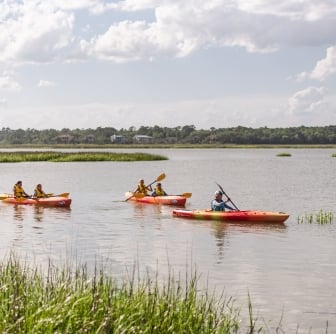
[52,134,74,144]
[133,135,153,144]
[111,134,125,144]
[83,134,95,143]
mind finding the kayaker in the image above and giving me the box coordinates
[211,190,235,211]
[136,179,152,195]
[33,184,48,198]
[151,183,167,196]
[13,180,30,198]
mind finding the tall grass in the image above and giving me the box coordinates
[0,256,255,333]
[0,151,167,162]
[297,210,334,224]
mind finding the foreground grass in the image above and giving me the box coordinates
[0,151,168,162]
[0,257,251,333]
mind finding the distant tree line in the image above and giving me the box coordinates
[0,125,335,145]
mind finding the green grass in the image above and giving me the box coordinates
[0,151,168,162]
[0,256,259,333]
[297,210,334,224]
[276,152,291,157]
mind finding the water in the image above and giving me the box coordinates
[0,148,335,332]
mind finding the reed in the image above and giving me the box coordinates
[0,256,259,333]
[297,210,334,224]
[0,151,167,162]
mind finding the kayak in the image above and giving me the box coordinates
[172,209,289,223]
[125,192,187,206]
[2,196,72,208]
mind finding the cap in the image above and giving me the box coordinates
[214,190,223,196]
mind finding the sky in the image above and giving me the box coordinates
[0,0,336,130]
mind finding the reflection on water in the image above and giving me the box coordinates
[13,205,25,222]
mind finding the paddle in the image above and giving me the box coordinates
[50,192,70,198]
[125,173,166,202]
[215,182,239,211]
[173,192,192,198]
[0,193,11,200]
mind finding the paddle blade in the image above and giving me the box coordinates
[180,192,192,198]
[156,173,166,182]
[133,192,145,198]
[0,193,11,200]
[125,192,145,202]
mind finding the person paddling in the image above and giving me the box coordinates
[151,182,167,196]
[211,190,235,211]
[136,179,152,195]
[33,184,48,198]
[13,180,30,198]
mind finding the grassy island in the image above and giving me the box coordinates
[0,151,168,162]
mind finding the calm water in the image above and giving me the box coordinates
[0,148,335,332]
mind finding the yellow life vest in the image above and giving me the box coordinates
[154,186,166,196]
[137,183,148,195]
[34,188,45,198]
[14,185,25,197]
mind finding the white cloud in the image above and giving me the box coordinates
[296,46,336,82]
[78,0,336,63]
[0,2,74,64]
[2,0,336,66]
[38,80,57,88]
[288,86,326,116]
[0,74,21,91]
[310,46,336,81]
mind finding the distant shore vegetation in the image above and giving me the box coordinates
[0,151,168,163]
[0,125,335,146]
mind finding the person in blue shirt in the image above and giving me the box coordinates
[211,190,235,211]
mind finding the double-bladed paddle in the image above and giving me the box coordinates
[215,182,239,211]
[125,173,166,202]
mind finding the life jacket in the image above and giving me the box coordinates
[14,185,25,197]
[154,186,166,196]
[137,183,148,195]
[34,188,45,198]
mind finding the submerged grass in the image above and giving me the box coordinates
[0,256,253,333]
[0,151,168,162]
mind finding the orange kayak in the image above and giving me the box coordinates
[172,209,289,223]
[2,196,72,208]
[125,192,187,206]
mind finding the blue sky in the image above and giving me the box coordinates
[0,0,335,130]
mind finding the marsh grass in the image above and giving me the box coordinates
[276,152,291,157]
[297,210,334,224]
[0,151,167,162]
[0,256,261,333]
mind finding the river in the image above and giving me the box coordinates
[0,148,335,333]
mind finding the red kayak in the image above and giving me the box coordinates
[2,196,71,208]
[172,209,289,223]
[125,192,187,206]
